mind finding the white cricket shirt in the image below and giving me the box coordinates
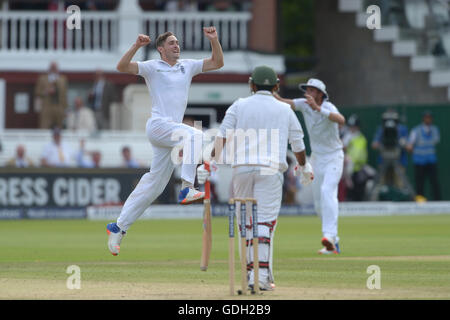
[218,91,305,172]
[41,142,75,167]
[137,59,204,123]
[293,98,343,155]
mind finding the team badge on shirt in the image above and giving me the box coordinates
[180,65,185,74]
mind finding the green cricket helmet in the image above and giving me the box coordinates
[249,65,279,86]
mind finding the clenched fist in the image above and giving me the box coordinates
[135,34,151,47]
[304,94,319,111]
[203,27,218,41]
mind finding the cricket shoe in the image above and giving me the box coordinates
[321,236,336,252]
[178,187,205,205]
[248,282,275,292]
[318,247,338,255]
[335,242,341,254]
[106,222,126,256]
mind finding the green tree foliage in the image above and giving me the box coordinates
[281,0,315,72]
[281,0,314,56]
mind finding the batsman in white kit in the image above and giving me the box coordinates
[106,28,224,256]
[197,66,314,290]
[275,79,345,254]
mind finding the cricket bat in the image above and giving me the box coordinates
[200,162,212,271]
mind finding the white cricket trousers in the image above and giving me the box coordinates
[232,167,284,223]
[117,117,203,231]
[310,149,344,242]
[232,166,283,284]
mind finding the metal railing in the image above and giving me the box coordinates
[142,12,251,51]
[0,11,118,52]
[0,10,251,53]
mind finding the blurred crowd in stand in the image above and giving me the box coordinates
[3,67,443,202]
[7,0,251,11]
[280,109,442,204]
[34,61,117,133]
[4,126,144,170]
[1,0,443,202]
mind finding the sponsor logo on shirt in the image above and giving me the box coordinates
[156,65,185,74]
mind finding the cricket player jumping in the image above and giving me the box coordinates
[197,66,314,290]
[106,28,224,256]
[274,79,345,254]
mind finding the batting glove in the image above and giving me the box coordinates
[196,161,218,184]
[294,162,314,186]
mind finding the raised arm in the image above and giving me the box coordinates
[116,34,151,75]
[304,94,346,125]
[202,27,224,72]
[322,108,346,125]
[273,92,296,111]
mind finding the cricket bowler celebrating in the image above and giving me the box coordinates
[106,28,224,256]
[274,79,345,254]
[197,66,314,290]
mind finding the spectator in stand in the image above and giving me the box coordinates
[121,146,141,168]
[138,0,165,11]
[76,139,102,168]
[164,0,197,11]
[64,0,118,10]
[9,1,44,10]
[164,0,178,11]
[48,0,60,11]
[240,0,252,11]
[206,0,237,11]
[66,96,97,134]
[34,61,68,129]
[79,150,102,168]
[86,0,98,10]
[6,144,34,168]
[77,139,90,167]
[345,115,369,201]
[406,111,442,201]
[339,121,352,201]
[181,0,198,11]
[91,150,102,167]
[88,69,117,130]
[41,127,75,167]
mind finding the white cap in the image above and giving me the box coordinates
[299,78,328,100]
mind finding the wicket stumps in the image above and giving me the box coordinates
[228,199,235,296]
[228,198,259,295]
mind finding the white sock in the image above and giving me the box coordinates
[181,179,193,189]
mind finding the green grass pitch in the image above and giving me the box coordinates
[0,214,449,299]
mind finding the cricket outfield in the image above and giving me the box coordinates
[1,214,449,300]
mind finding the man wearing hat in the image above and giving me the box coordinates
[406,111,441,201]
[274,78,345,255]
[197,65,314,291]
